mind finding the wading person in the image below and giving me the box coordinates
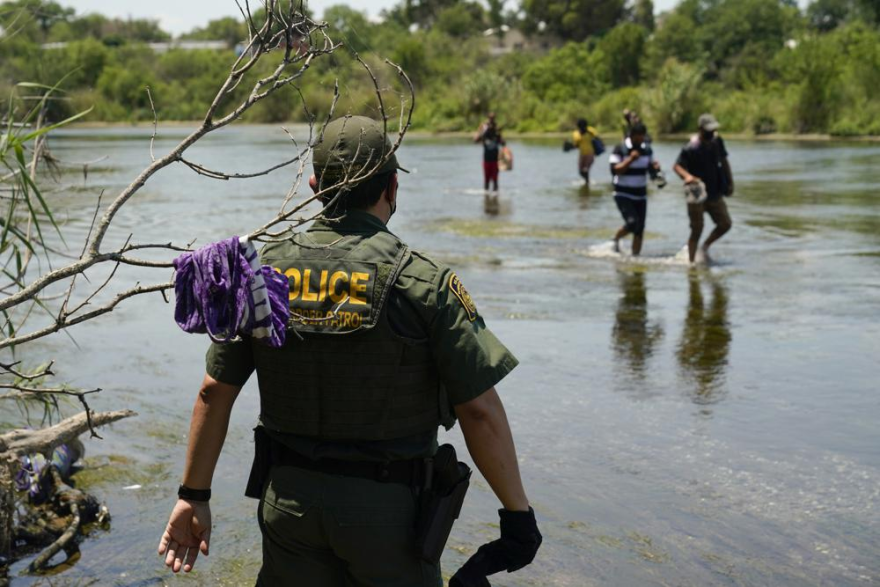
[158,116,541,586]
[673,113,734,264]
[571,118,601,185]
[474,112,505,193]
[610,122,660,256]
[622,108,641,138]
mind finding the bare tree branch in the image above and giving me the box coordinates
[0,410,136,458]
[146,86,158,163]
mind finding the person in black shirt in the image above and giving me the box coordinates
[474,112,505,192]
[673,114,734,264]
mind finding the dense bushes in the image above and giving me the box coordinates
[1,0,878,136]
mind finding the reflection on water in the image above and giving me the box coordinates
[483,192,500,215]
[676,273,731,405]
[611,270,664,382]
[569,182,603,210]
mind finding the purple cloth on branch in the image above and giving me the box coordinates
[173,236,289,347]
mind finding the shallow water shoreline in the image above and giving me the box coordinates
[65,121,880,143]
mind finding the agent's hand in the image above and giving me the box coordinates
[450,508,542,586]
[158,499,211,573]
[683,174,699,184]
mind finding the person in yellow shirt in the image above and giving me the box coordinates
[571,118,602,185]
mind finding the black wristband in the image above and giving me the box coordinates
[178,484,211,502]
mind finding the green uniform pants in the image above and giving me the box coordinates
[257,465,443,587]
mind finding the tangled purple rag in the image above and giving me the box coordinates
[173,236,289,347]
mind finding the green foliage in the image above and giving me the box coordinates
[385,0,462,28]
[808,0,878,29]
[392,37,430,83]
[597,23,649,87]
[0,82,91,317]
[461,71,511,117]
[322,6,376,53]
[522,42,609,101]
[435,3,486,37]
[181,16,247,46]
[633,0,656,31]
[645,12,704,74]
[522,0,628,41]
[699,0,799,74]
[647,58,705,133]
[1,0,879,136]
[774,36,841,132]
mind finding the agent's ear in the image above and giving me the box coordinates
[309,175,318,193]
[385,172,399,204]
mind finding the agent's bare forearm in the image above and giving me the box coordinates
[181,374,241,490]
[456,387,530,512]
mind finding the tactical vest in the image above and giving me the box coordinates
[253,228,448,441]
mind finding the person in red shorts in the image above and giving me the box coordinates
[474,112,505,193]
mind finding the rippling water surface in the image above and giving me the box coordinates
[6,127,880,586]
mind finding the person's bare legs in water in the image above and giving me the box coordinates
[699,218,731,262]
[614,227,643,256]
[687,200,732,264]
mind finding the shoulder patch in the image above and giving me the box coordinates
[449,273,478,322]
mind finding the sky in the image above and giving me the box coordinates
[50,0,808,36]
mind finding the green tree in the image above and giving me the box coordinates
[633,0,656,31]
[699,0,799,74]
[435,3,486,37]
[384,0,460,27]
[487,0,506,29]
[522,41,610,101]
[461,70,510,116]
[321,5,375,53]
[392,36,429,82]
[806,0,877,29]
[522,0,627,41]
[56,14,108,41]
[97,63,156,114]
[598,22,649,87]
[648,58,704,132]
[181,16,247,46]
[0,0,73,40]
[645,12,704,74]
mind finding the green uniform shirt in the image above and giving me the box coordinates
[206,210,518,461]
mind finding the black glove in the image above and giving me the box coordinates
[450,508,542,587]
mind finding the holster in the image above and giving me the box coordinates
[245,427,272,499]
[415,444,472,565]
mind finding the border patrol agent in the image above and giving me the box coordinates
[158,116,541,586]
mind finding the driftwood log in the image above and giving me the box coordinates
[0,409,136,563]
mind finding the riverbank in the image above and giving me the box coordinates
[66,122,880,143]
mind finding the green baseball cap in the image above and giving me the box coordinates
[698,113,721,132]
[312,115,408,181]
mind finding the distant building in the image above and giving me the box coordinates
[148,41,229,53]
[41,40,231,52]
[483,28,563,56]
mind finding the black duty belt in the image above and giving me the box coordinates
[273,449,429,488]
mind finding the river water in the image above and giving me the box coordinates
[5,126,879,586]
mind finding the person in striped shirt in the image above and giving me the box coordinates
[609,123,661,256]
